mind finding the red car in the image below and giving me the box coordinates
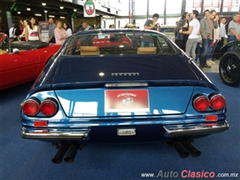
[0,33,61,90]
[92,34,132,47]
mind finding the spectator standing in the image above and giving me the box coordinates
[195,35,202,63]
[174,21,179,42]
[180,10,200,61]
[63,22,72,37]
[19,19,29,40]
[199,9,218,69]
[12,23,21,40]
[206,14,221,65]
[141,13,160,47]
[48,18,56,43]
[95,23,102,29]
[25,17,42,42]
[9,23,14,38]
[227,13,240,51]
[175,12,189,51]
[143,13,160,31]
[54,20,68,45]
[214,17,227,59]
[19,19,25,33]
[75,20,93,32]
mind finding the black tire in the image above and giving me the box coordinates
[219,50,240,87]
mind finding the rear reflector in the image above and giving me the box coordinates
[35,130,49,133]
[205,124,217,127]
[205,115,218,122]
[34,120,48,127]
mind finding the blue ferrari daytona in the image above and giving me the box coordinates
[20,29,229,164]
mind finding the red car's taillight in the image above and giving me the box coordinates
[210,94,226,110]
[193,95,209,112]
[22,98,40,116]
[40,99,58,116]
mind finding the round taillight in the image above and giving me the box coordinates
[210,94,226,110]
[22,99,40,116]
[193,96,209,112]
[40,99,58,116]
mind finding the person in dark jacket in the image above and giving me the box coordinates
[141,13,160,47]
[175,12,189,51]
[13,23,21,41]
[75,20,93,33]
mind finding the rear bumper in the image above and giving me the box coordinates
[21,127,91,140]
[21,120,229,141]
[163,120,229,137]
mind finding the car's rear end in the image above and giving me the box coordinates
[21,54,228,140]
[20,30,229,163]
[20,55,228,161]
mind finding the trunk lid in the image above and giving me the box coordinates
[55,86,194,117]
[54,54,197,117]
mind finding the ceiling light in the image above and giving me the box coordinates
[44,10,48,13]
[60,6,64,9]
[17,11,21,14]
[60,16,65,19]
[42,3,46,6]
[73,9,77,12]
[35,14,42,16]
[48,15,55,18]
[27,8,31,11]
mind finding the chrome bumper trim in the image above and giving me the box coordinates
[163,121,229,137]
[21,128,90,140]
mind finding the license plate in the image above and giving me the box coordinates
[117,128,136,136]
[105,89,149,113]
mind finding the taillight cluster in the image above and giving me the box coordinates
[193,94,226,112]
[22,98,58,117]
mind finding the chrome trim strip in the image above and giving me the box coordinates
[105,82,148,87]
[163,121,229,137]
[21,128,90,139]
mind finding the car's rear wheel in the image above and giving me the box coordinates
[219,50,240,87]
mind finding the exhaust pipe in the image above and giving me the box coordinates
[171,141,190,158]
[52,144,69,164]
[64,144,79,163]
[180,140,201,157]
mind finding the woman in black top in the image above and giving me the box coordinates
[175,12,189,51]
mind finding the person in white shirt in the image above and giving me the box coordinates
[9,23,14,38]
[25,17,42,42]
[179,10,200,61]
[63,22,72,37]
[213,17,227,59]
[220,17,227,39]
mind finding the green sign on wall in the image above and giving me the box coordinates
[10,2,18,12]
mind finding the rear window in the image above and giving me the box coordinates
[63,31,178,56]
